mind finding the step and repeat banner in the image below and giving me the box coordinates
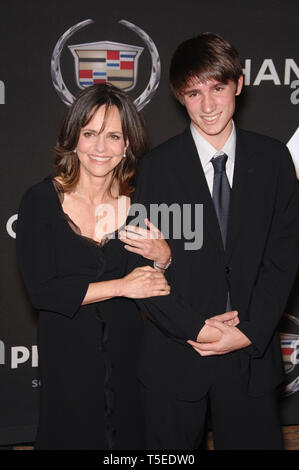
[0,0,298,445]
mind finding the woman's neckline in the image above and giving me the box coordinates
[48,176,130,247]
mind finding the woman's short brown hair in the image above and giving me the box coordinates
[170,32,243,101]
[54,83,148,195]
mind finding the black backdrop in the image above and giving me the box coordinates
[1,0,298,445]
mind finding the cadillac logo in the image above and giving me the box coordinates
[69,41,143,91]
[280,314,299,397]
[51,19,160,110]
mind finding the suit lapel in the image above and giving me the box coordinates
[226,129,256,261]
[174,127,256,255]
[177,127,224,251]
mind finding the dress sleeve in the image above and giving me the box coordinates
[16,187,91,317]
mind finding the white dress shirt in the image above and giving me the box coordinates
[190,121,236,194]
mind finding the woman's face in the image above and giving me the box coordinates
[76,104,127,180]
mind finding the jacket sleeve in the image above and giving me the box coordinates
[136,293,206,343]
[127,156,207,341]
[237,147,299,357]
[125,252,205,342]
[16,187,91,317]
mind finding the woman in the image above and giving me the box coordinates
[16,84,171,450]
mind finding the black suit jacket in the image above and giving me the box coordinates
[132,126,299,400]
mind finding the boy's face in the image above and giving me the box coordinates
[181,75,243,150]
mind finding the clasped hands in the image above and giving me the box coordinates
[187,311,251,356]
[119,219,251,357]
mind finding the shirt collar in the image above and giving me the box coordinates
[190,121,236,168]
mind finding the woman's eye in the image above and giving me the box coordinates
[83,132,94,138]
[110,134,121,140]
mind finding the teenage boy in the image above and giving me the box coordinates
[124,33,299,450]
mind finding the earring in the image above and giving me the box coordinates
[73,148,77,154]
[122,150,126,158]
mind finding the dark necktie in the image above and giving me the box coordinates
[211,153,232,311]
[211,153,231,248]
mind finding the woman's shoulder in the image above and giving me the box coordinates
[19,176,57,212]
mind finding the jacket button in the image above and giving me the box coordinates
[225,266,231,274]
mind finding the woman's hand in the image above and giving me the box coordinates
[119,219,171,269]
[119,265,171,299]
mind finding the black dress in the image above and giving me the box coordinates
[16,177,145,450]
